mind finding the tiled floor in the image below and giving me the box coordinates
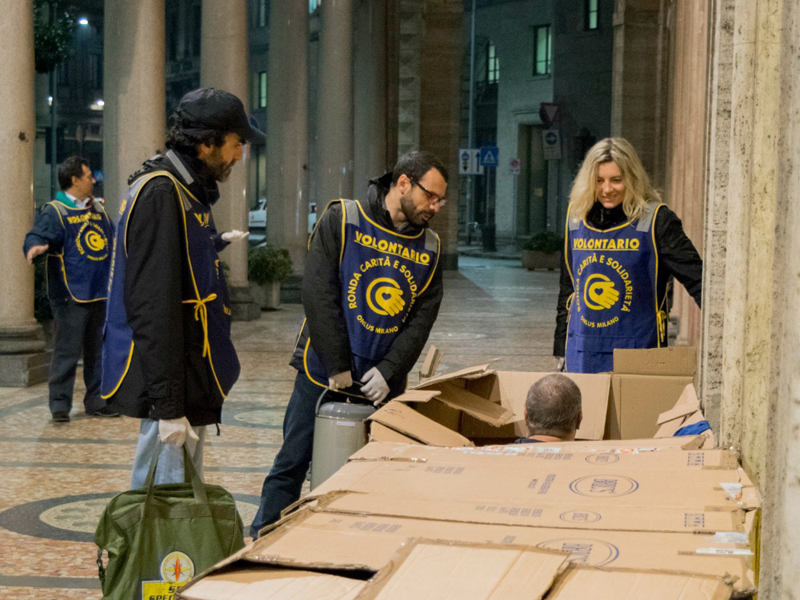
[0,257,558,599]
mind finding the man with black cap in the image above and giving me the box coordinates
[101,87,265,488]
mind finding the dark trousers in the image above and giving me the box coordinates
[49,300,106,414]
[250,371,329,538]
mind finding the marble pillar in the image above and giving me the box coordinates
[265,0,309,274]
[664,0,710,347]
[610,0,664,176]
[703,0,798,593]
[103,0,166,215]
[353,0,388,199]
[201,0,260,320]
[316,0,354,202]
[0,0,49,386]
[419,0,463,270]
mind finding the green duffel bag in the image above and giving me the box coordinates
[95,445,244,600]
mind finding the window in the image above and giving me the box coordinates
[533,25,552,76]
[257,0,268,27]
[190,1,202,57]
[166,5,179,60]
[88,53,102,89]
[310,0,321,13]
[487,42,499,84]
[254,71,267,108]
[585,0,599,30]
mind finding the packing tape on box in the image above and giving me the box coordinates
[712,532,750,544]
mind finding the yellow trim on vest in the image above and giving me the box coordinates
[339,200,347,265]
[355,201,425,240]
[120,170,229,400]
[101,341,135,399]
[302,338,328,390]
[56,253,107,303]
[651,204,664,348]
[564,206,574,284]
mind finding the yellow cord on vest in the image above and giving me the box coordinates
[657,310,667,344]
[183,293,218,358]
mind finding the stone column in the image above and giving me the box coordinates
[419,0,463,270]
[201,0,260,320]
[353,0,388,199]
[699,0,734,429]
[103,0,166,215]
[0,0,49,386]
[702,0,794,592]
[761,0,800,589]
[663,0,710,347]
[316,0,354,202]
[610,0,664,176]
[397,0,423,156]
[265,0,309,274]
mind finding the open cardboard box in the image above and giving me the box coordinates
[369,347,699,445]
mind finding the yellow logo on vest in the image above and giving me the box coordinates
[584,274,619,310]
[194,212,210,227]
[75,222,109,261]
[367,278,405,316]
[141,551,195,599]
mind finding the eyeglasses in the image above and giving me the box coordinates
[410,178,447,208]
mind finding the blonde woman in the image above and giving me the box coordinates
[553,138,702,373]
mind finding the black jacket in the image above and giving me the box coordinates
[290,174,444,389]
[553,202,702,357]
[109,151,230,426]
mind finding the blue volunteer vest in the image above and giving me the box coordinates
[46,199,113,302]
[101,167,240,400]
[564,201,666,373]
[303,199,440,395]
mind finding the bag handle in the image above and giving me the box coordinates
[144,441,208,507]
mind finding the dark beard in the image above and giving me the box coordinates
[400,193,430,228]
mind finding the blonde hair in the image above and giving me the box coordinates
[567,137,660,223]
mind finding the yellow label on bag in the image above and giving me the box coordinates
[142,581,185,600]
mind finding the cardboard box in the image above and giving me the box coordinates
[178,567,365,600]
[609,346,698,439]
[370,348,702,446]
[354,539,569,600]
[244,509,755,595]
[547,566,732,600]
[614,346,697,376]
[309,449,758,513]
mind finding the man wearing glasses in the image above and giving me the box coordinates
[250,150,448,537]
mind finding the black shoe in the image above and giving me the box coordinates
[85,406,120,418]
[52,411,70,423]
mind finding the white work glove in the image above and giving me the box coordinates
[221,229,250,243]
[26,244,49,264]
[328,371,353,391]
[158,417,200,447]
[554,357,566,372]
[360,367,390,406]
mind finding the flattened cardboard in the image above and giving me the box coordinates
[309,457,758,511]
[354,539,569,600]
[613,346,697,376]
[315,491,746,534]
[246,510,754,594]
[178,567,364,600]
[387,389,441,403]
[349,441,741,470]
[367,402,472,447]
[547,566,732,600]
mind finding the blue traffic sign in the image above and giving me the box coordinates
[479,146,499,167]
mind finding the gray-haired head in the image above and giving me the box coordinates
[525,374,582,437]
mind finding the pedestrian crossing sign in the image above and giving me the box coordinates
[479,146,499,167]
